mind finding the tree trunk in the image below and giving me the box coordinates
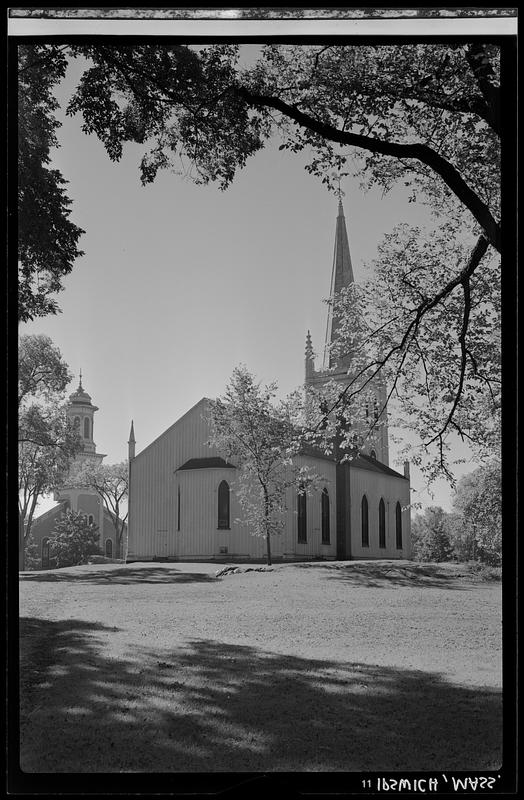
[19,514,25,571]
[263,486,272,566]
[265,529,272,567]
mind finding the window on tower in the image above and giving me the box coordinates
[84,417,90,439]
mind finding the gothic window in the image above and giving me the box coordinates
[321,489,330,544]
[319,399,329,431]
[42,538,50,569]
[88,514,94,525]
[105,538,113,558]
[361,495,369,547]
[370,449,377,460]
[396,502,403,549]
[84,417,90,439]
[74,416,80,429]
[379,498,386,548]
[297,490,307,543]
[374,399,379,421]
[217,481,230,530]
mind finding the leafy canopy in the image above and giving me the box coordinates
[18,45,85,322]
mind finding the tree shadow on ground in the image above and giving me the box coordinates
[19,617,502,774]
[296,562,492,589]
[18,566,218,585]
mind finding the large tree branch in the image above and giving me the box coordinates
[236,88,501,253]
[314,234,490,437]
[465,44,501,137]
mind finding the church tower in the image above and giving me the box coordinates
[54,374,106,523]
[305,199,390,465]
[66,370,101,458]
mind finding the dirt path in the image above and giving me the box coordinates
[18,560,502,773]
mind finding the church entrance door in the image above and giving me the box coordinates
[155,529,169,560]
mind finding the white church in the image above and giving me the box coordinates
[126,201,411,563]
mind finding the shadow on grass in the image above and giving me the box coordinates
[296,562,493,589]
[18,566,218,585]
[19,617,502,774]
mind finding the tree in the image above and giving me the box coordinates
[71,461,129,559]
[18,334,81,568]
[66,44,500,249]
[18,334,72,411]
[207,366,320,565]
[18,406,80,565]
[61,43,504,478]
[47,509,100,568]
[449,460,501,566]
[18,45,85,322]
[317,219,501,483]
[410,506,454,563]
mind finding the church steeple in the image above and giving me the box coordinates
[324,199,355,370]
[67,372,99,454]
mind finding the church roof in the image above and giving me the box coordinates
[177,457,237,471]
[348,452,408,480]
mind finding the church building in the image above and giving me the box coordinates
[126,202,411,563]
[29,375,127,568]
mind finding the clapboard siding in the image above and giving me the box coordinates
[349,468,411,559]
[128,398,410,562]
[282,455,338,559]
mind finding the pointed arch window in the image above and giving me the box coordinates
[396,502,403,549]
[297,489,307,543]
[361,495,369,547]
[217,481,230,530]
[42,538,50,569]
[370,449,377,460]
[379,498,386,548]
[88,514,94,525]
[321,488,330,544]
[105,538,113,558]
[73,416,81,430]
[84,417,90,439]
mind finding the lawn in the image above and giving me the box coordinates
[18,560,502,773]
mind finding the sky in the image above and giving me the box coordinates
[21,48,482,515]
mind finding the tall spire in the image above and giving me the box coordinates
[79,368,83,390]
[324,199,355,369]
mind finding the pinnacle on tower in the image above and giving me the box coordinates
[305,330,315,379]
[128,420,136,460]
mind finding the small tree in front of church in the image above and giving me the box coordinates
[47,509,100,568]
[71,461,129,559]
[208,366,321,566]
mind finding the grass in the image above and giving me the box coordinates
[18,560,502,773]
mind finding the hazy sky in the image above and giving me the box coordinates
[22,48,481,513]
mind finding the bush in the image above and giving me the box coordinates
[23,534,41,570]
[48,509,101,568]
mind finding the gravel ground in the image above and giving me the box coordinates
[19,560,502,773]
